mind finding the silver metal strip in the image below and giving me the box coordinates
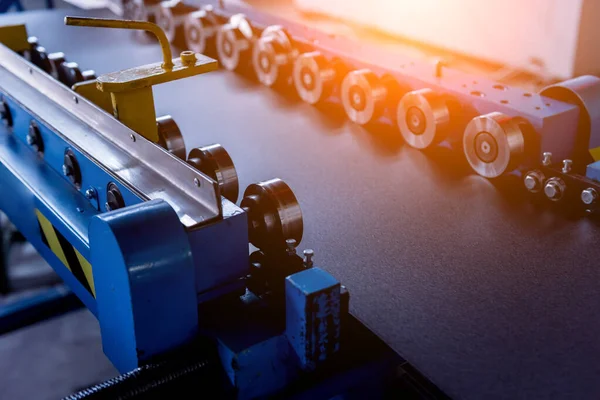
[0,43,222,227]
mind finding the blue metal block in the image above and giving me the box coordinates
[586,160,600,181]
[89,199,198,372]
[188,199,249,300]
[286,267,342,370]
[217,334,297,400]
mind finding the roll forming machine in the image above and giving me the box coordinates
[136,0,600,213]
[0,14,449,400]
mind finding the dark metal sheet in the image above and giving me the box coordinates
[2,8,599,400]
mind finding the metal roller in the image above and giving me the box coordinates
[293,51,336,105]
[216,14,253,71]
[241,179,303,251]
[81,70,96,81]
[156,115,186,159]
[187,144,239,203]
[156,0,197,43]
[341,69,387,125]
[252,25,294,87]
[540,75,600,163]
[59,62,84,87]
[396,88,452,149]
[183,6,218,54]
[48,52,66,80]
[29,44,52,74]
[463,112,527,178]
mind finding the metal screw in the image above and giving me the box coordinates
[562,159,573,174]
[524,170,544,193]
[194,177,200,187]
[85,188,97,199]
[286,238,297,256]
[303,249,314,268]
[544,177,565,201]
[581,188,598,205]
[542,152,552,166]
[130,133,136,142]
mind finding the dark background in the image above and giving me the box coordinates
[1,7,600,400]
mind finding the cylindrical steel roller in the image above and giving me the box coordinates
[341,69,387,125]
[156,0,197,43]
[216,14,253,71]
[184,6,218,54]
[81,70,97,81]
[59,62,84,87]
[252,25,294,87]
[29,45,52,74]
[293,51,336,105]
[156,115,186,159]
[463,112,527,178]
[48,52,66,81]
[241,179,303,251]
[540,75,600,163]
[187,144,239,203]
[396,88,452,149]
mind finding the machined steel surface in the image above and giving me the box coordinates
[0,38,222,228]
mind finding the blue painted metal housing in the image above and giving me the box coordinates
[0,86,250,372]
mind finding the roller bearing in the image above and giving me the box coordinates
[463,112,527,178]
[396,88,452,149]
[341,69,387,125]
[216,14,253,71]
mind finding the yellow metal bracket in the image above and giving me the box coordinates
[0,24,29,52]
[64,16,218,143]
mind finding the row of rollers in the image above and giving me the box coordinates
[11,33,304,250]
[146,1,598,183]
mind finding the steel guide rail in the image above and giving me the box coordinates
[145,0,600,213]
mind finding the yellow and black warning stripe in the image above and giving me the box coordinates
[35,209,96,298]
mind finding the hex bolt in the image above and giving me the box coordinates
[542,152,552,166]
[562,159,573,174]
[286,238,297,256]
[0,100,12,127]
[85,188,97,199]
[581,188,598,205]
[27,120,44,153]
[180,50,196,66]
[544,177,566,202]
[523,170,545,193]
[63,150,82,188]
[303,249,314,268]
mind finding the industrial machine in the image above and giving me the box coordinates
[0,14,450,399]
[129,0,600,213]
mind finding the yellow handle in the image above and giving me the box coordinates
[64,16,174,70]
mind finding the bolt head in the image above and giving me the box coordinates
[524,174,538,191]
[544,179,564,201]
[85,188,96,199]
[581,188,597,205]
[303,248,314,258]
[542,152,552,166]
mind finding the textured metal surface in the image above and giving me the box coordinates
[4,8,600,400]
